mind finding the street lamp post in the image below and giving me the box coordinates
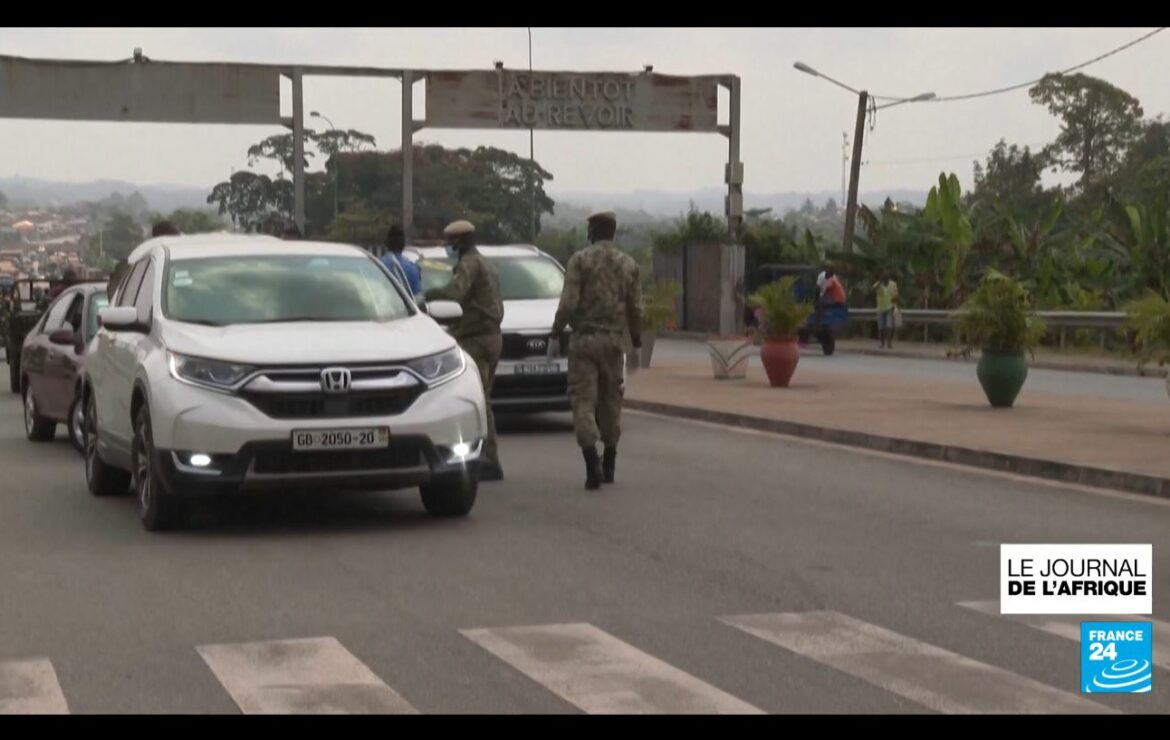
[527,27,536,243]
[310,111,340,223]
[793,62,934,253]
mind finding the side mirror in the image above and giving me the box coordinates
[427,301,463,322]
[49,328,77,346]
[99,306,143,332]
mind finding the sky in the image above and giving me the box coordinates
[0,27,1167,199]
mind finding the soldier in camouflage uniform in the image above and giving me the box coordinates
[423,220,506,481]
[551,210,643,490]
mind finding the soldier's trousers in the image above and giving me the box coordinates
[567,332,625,449]
[459,332,503,467]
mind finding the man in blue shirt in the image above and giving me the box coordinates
[380,223,422,299]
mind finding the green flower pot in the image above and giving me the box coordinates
[976,351,1028,408]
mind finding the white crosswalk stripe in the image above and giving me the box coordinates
[196,637,417,714]
[461,622,763,714]
[11,607,1153,713]
[959,600,1170,671]
[0,658,69,714]
[723,611,1116,714]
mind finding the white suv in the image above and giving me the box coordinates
[82,234,488,531]
[407,244,570,413]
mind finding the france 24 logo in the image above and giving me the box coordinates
[1081,622,1153,693]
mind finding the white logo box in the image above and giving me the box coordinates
[1001,544,1153,615]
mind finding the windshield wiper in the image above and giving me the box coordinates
[178,318,225,327]
[243,316,357,324]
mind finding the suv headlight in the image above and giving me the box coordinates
[406,347,465,385]
[167,351,254,391]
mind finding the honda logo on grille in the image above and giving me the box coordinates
[320,367,351,394]
[527,338,548,352]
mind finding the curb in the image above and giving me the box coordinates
[657,332,1166,379]
[839,345,1167,379]
[624,398,1170,500]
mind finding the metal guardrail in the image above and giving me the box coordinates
[849,308,1126,329]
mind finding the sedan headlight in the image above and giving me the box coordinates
[406,347,465,385]
[167,351,254,391]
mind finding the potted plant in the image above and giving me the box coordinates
[951,270,1046,408]
[748,276,814,387]
[1125,291,1170,399]
[707,333,752,379]
[639,279,681,368]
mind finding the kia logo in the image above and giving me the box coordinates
[527,338,548,352]
[320,367,351,394]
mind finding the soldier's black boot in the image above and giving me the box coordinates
[602,447,617,484]
[583,447,603,490]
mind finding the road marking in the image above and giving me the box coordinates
[197,636,416,714]
[959,600,1170,671]
[722,611,1114,714]
[461,622,762,714]
[627,409,1170,508]
[0,658,69,714]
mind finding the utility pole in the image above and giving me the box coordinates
[843,91,868,253]
[841,131,849,208]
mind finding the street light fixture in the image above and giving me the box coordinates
[876,92,936,110]
[310,111,339,222]
[793,62,934,253]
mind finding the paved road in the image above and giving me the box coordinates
[0,388,1166,713]
[652,338,1167,404]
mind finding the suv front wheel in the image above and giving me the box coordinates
[420,472,477,517]
[132,404,184,531]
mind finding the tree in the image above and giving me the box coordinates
[247,132,315,176]
[0,190,7,209]
[330,144,555,242]
[206,171,287,232]
[314,129,377,160]
[163,209,226,234]
[971,139,1047,216]
[1113,118,1170,202]
[1029,73,1144,189]
[652,207,726,253]
[101,211,144,261]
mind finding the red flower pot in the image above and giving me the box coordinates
[759,336,800,387]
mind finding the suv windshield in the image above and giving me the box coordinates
[418,255,564,300]
[163,255,412,326]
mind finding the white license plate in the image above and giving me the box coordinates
[514,362,561,375]
[292,427,390,451]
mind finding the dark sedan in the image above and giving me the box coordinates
[20,282,109,450]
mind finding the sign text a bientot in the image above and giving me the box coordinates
[425,70,720,133]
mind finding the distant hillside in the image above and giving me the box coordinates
[548,187,928,222]
[0,176,210,212]
[0,176,926,224]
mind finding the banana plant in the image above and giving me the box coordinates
[921,173,974,308]
[1110,201,1170,299]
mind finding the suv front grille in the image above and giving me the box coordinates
[242,388,422,419]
